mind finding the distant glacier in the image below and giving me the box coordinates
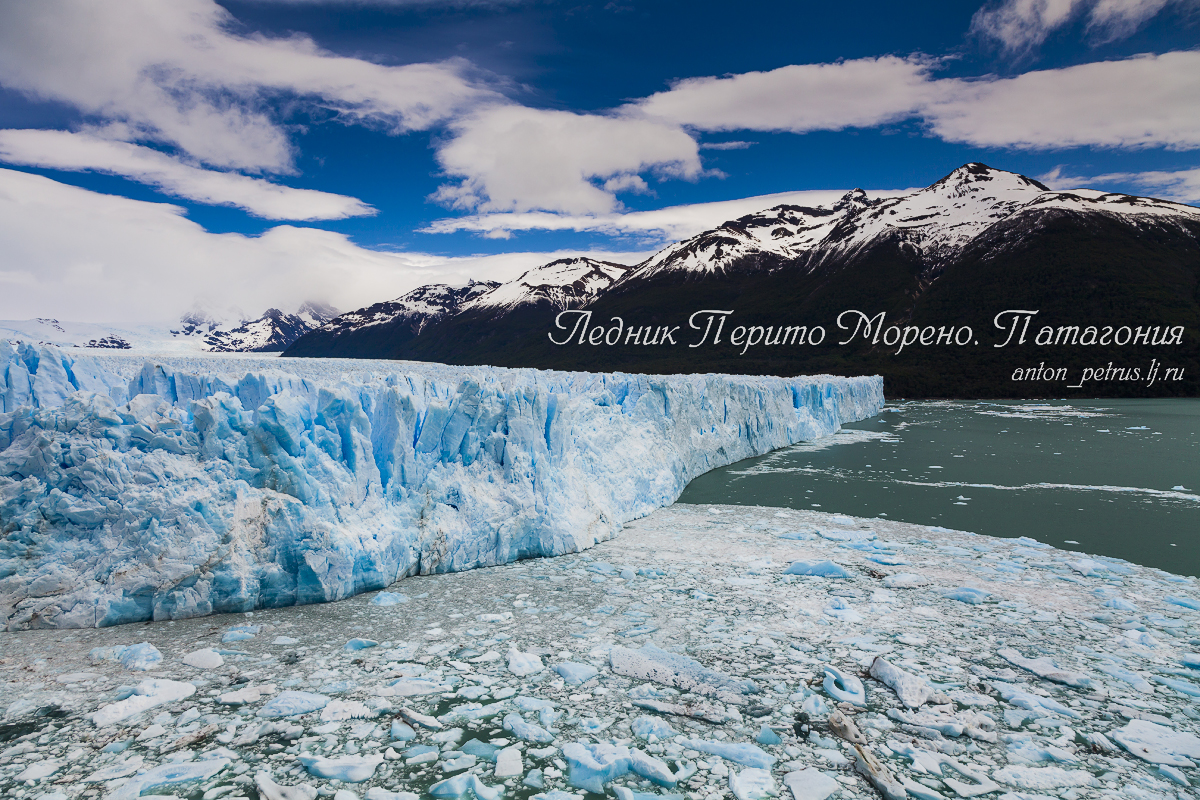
[0,343,883,629]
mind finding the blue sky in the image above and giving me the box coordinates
[0,0,1197,322]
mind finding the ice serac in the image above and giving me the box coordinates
[0,343,884,629]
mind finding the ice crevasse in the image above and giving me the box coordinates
[0,344,883,629]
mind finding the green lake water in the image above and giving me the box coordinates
[679,399,1200,575]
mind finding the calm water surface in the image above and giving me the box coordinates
[679,399,1200,575]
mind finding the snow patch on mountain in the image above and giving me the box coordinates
[0,343,882,628]
[467,258,629,313]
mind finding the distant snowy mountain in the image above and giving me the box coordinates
[283,281,499,358]
[467,257,629,314]
[284,261,629,358]
[622,163,1198,284]
[3,302,338,354]
[200,301,338,353]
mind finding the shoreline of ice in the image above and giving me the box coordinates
[0,503,1197,800]
[0,344,883,629]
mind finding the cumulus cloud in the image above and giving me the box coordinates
[636,57,936,133]
[0,0,500,173]
[431,106,703,215]
[971,0,1194,53]
[421,189,915,242]
[925,51,1200,150]
[0,169,644,323]
[0,129,374,220]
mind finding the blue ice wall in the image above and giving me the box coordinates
[0,344,883,629]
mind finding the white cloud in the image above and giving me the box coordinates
[431,106,703,214]
[636,57,936,133]
[0,168,645,323]
[0,0,500,173]
[925,51,1200,150]
[421,188,915,242]
[0,129,374,221]
[971,0,1193,53]
[1041,164,1200,202]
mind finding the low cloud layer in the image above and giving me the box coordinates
[0,169,646,323]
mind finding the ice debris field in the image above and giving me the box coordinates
[0,343,881,629]
[1,505,1199,800]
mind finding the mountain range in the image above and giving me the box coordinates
[285,164,1200,398]
[2,302,338,354]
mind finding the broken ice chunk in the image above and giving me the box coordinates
[430,773,503,800]
[822,597,862,623]
[108,758,229,800]
[92,679,196,726]
[508,648,545,676]
[676,738,774,769]
[371,591,410,606]
[555,662,599,684]
[118,642,162,671]
[345,638,379,651]
[1110,719,1200,767]
[730,768,777,800]
[822,666,866,706]
[256,772,318,800]
[942,587,989,604]
[784,561,850,579]
[631,715,677,740]
[256,691,329,718]
[997,649,1092,688]
[630,748,676,786]
[181,648,223,669]
[390,720,417,741]
[562,742,633,793]
[883,574,930,589]
[223,625,260,643]
[297,754,383,783]
[991,765,1094,790]
[495,746,523,777]
[610,644,758,705]
[503,712,555,743]
[870,657,933,708]
[783,768,839,800]
[218,683,276,705]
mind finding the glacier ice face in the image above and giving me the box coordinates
[0,342,883,629]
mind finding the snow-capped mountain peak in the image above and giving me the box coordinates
[622,163,1200,283]
[467,257,629,312]
[306,280,500,341]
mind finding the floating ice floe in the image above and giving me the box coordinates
[297,754,384,782]
[1110,719,1200,766]
[783,560,851,579]
[91,678,195,726]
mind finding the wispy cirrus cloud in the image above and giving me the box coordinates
[971,0,1198,54]
[0,129,375,220]
[421,189,915,242]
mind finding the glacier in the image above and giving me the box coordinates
[0,342,883,629]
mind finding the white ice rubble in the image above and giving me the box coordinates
[1,503,1198,800]
[0,343,881,629]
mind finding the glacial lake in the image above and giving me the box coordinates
[679,398,1200,576]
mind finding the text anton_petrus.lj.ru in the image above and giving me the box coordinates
[1013,358,1184,388]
